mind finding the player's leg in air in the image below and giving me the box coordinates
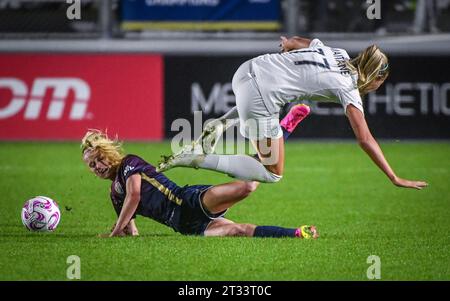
[199,180,318,238]
[157,58,312,183]
[157,102,310,183]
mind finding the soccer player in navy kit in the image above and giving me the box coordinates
[81,128,318,239]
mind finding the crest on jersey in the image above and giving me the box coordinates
[114,182,124,195]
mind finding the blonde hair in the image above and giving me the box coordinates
[346,44,389,95]
[81,129,124,168]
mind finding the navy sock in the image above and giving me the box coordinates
[253,226,297,238]
[282,127,291,140]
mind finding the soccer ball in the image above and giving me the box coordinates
[21,196,61,232]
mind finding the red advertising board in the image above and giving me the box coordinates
[0,54,163,140]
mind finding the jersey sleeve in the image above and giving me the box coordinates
[121,155,145,182]
[338,88,364,115]
[309,38,324,48]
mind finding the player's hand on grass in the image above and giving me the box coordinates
[97,230,125,238]
[123,224,139,236]
[109,231,126,237]
[95,223,126,238]
[392,177,428,190]
[97,231,126,238]
[105,222,138,237]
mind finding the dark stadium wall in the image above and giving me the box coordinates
[1,53,449,140]
[164,55,450,139]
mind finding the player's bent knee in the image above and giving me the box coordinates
[240,181,259,197]
[227,224,249,237]
[246,181,259,192]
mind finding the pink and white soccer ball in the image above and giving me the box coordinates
[21,196,61,231]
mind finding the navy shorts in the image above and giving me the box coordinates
[171,185,227,236]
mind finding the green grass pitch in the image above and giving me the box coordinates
[0,141,449,280]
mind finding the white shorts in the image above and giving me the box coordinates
[232,60,283,140]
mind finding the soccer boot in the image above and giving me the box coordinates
[280,104,311,134]
[157,142,204,172]
[197,118,240,154]
[295,225,319,239]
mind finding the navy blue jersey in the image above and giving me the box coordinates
[110,154,225,235]
[110,154,185,228]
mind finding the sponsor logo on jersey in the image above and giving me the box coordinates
[123,165,136,177]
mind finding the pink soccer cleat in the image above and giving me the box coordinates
[280,104,311,134]
[295,225,319,239]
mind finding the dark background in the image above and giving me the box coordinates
[165,55,450,139]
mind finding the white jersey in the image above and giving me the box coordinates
[250,39,363,115]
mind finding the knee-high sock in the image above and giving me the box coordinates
[253,226,297,238]
[190,154,282,183]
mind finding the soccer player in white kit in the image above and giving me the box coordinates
[158,36,427,190]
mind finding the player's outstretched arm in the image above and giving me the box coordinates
[110,174,142,237]
[279,36,311,53]
[346,105,428,190]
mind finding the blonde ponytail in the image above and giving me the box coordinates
[346,45,389,95]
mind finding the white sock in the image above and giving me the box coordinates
[197,154,282,183]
